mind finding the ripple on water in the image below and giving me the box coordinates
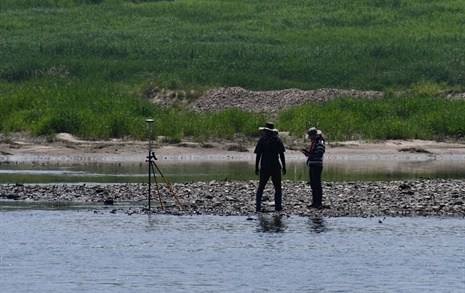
[1,211,464,292]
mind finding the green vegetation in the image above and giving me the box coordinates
[0,79,263,140]
[278,85,465,142]
[1,0,464,142]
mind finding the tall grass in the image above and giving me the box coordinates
[277,92,465,142]
[2,0,464,89]
[1,0,465,141]
[0,79,151,138]
[2,77,464,142]
[0,78,265,140]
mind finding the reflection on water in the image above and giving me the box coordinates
[257,215,287,233]
[256,215,329,234]
[325,158,465,181]
[1,157,465,184]
[308,217,328,234]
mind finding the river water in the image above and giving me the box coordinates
[1,203,464,293]
[1,156,464,292]
[1,157,465,184]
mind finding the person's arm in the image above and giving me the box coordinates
[307,152,323,159]
[255,153,261,175]
[280,152,286,175]
[300,148,310,156]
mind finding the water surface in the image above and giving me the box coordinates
[1,158,465,184]
[1,206,464,292]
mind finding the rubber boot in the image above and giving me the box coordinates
[256,193,262,212]
[274,192,282,211]
[316,190,323,208]
[310,190,317,207]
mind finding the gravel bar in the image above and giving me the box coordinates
[2,179,464,217]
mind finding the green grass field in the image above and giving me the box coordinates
[1,0,464,142]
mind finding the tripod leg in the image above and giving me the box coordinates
[150,162,164,209]
[153,161,185,211]
[162,177,185,211]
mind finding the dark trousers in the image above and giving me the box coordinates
[309,165,323,207]
[256,170,282,212]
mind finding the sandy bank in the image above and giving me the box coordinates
[1,133,465,164]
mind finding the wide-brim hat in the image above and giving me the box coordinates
[259,122,278,132]
[306,127,322,139]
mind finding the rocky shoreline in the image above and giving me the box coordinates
[1,179,464,217]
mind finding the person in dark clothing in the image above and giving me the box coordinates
[254,122,286,212]
[300,127,325,209]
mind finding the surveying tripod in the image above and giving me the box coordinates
[146,119,185,211]
[147,152,185,210]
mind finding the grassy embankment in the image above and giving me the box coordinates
[1,0,464,143]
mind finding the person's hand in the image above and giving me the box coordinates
[255,168,260,176]
[282,167,287,175]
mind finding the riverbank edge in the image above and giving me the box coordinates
[1,134,465,164]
